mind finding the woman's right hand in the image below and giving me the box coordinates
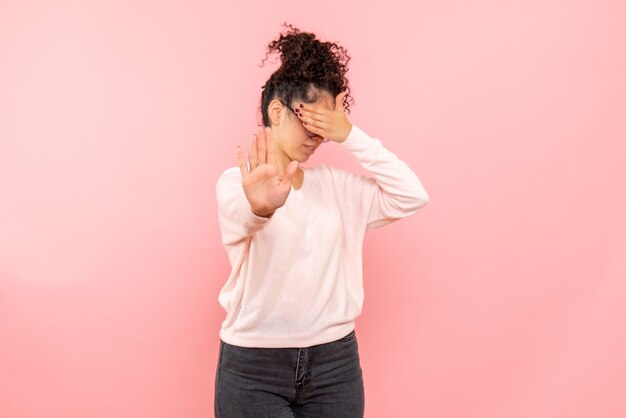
[236,126,300,218]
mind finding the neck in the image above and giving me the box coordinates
[275,147,303,189]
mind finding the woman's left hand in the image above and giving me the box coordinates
[295,91,352,143]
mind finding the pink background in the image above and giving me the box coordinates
[1,1,625,417]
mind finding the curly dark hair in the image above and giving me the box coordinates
[258,22,354,127]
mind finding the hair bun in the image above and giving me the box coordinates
[259,22,354,126]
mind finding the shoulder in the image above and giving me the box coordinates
[216,166,243,195]
[220,166,240,176]
[217,166,241,182]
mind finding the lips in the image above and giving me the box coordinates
[304,144,317,153]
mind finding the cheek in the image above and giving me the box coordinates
[287,129,309,144]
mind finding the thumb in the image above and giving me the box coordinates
[283,160,300,184]
[335,91,348,111]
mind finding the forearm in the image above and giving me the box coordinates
[216,168,273,245]
[341,125,429,209]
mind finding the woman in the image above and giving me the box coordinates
[214,23,429,418]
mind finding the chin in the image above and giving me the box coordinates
[288,149,312,163]
[293,152,310,162]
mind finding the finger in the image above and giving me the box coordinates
[236,145,248,179]
[303,119,329,135]
[297,109,328,124]
[257,127,268,164]
[335,91,348,111]
[266,127,275,165]
[296,105,328,117]
[305,125,327,141]
[249,133,258,169]
[282,160,300,186]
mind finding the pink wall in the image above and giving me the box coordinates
[1,1,625,417]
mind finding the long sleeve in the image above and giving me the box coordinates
[215,167,273,246]
[339,124,430,229]
[214,126,429,348]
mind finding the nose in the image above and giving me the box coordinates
[305,129,327,143]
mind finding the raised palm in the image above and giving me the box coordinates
[236,126,299,217]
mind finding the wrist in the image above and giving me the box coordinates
[335,122,353,143]
[251,207,274,218]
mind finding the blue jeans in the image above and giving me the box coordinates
[214,330,365,417]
